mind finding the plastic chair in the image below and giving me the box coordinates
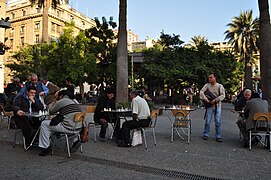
[51,112,87,158]
[171,109,190,144]
[132,109,159,149]
[249,112,271,151]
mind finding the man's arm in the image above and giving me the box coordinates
[199,84,209,102]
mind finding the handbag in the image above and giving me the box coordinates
[49,114,64,126]
[80,121,89,143]
[131,130,142,146]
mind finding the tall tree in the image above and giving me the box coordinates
[116,0,128,104]
[29,0,68,43]
[224,10,259,90]
[258,0,271,103]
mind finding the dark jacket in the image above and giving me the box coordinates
[234,96,247,111]
[94,94,116,122]
[4,83,21,98]
[12,94,44,115]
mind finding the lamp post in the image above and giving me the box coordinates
[254,65,259,93]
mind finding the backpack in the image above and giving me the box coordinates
[80,121,89,143]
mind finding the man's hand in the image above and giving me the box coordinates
[29,95,35,103]
[17,110,25,116]
[39,91,45,96]
[100,119,107,124]
[210,100,217,104]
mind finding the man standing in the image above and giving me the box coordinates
[65,77,75,99]
[200,73,225,142]
[40,77,60,105]
[118,91,151,147]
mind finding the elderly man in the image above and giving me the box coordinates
[118,91,151,147]
[38,90,82,156]
[234,88,252,111]
[12,86,44,147]
[242,93,270,148]
[4,77,21,98]
[17,73,49,100]
[200,73,225,142]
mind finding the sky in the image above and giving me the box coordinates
[70,0,260,43]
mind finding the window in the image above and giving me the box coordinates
[35,35,39,44]
[22,9,26,16]
[82,21,85,26]
[10,39,13,49]
[20,37,24,45]
[56,25,60,33]
[36,7,41,13]
[20,25,25,33]
[57,10,60,17]
[35,21,40,30]
[70,15,74,21]
[10,28,14,36]
[51,22,55,32]
[11,12,15,19]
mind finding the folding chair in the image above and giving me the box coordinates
[0,105,14,130]
[51,112,86,158]
[132,109,159,149]
[171,109,190,144]
[249,112,271,151]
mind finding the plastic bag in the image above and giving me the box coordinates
[131,130,142,146]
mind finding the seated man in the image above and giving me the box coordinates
[118,91,151,147]
[12,86,44,147]
[94,88,119,142]
[235,88,252,141]
[234,88,252,111]
[38,90,82,156]
[242,93,270,147]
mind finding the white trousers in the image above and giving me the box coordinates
[38,120,79,149]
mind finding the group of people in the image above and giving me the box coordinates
[3,73,83,156]
[199,72,270,149]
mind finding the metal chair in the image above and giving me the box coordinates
[0,105,14,130]
[86,106,99,142]
[132,109,159,149]
[249,112,271,151]
[171,109,190,144]
[51,112,87,158]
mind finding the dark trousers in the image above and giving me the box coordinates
[95,118,120,139]
[121,119,151,144]
[14,116,41,145]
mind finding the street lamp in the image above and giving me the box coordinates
[254,65,259,93]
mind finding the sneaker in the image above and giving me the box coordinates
[202,136,208,140]
[70,140,81,153]
[216,138,223,143]
[38,147,51,156]
[99,137,106,142]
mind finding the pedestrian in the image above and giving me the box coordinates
[200,73,225,142]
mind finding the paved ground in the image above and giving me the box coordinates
[1,103,271,180]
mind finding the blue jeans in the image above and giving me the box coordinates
[203,107,222,139]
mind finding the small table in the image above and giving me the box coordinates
[23,112,48,150]
[103,110,132,142]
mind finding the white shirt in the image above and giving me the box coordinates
[131,96,150,120]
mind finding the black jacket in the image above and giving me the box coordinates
[94,94,116,122]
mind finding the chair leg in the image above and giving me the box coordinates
[7,116,11,131]
[152,128,157,146]
[249,131,252,151]
[51,135,56,155]
[269,132,271,152]
[65,134,71,158]
[93,124,97,143]
[141,129,147,149]
[13,130,17,148]
[78,134,83,153]
[171,124,174,142]
[188,125,190,144]
[22,136,26,150]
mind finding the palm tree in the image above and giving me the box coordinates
[116,0,128,104]
[189,35,208,48]
[258,0,271,103]
[224,10,259,90]
[29,0,68,43]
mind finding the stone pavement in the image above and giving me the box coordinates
[0,103,271,180]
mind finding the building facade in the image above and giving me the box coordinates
[3,0,95,83]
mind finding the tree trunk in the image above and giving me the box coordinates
[258,0,271,104]
[116,0,128,104]
[42,0,51,43]
[244,57,253,90]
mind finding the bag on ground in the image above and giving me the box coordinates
[131,130,142,146]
